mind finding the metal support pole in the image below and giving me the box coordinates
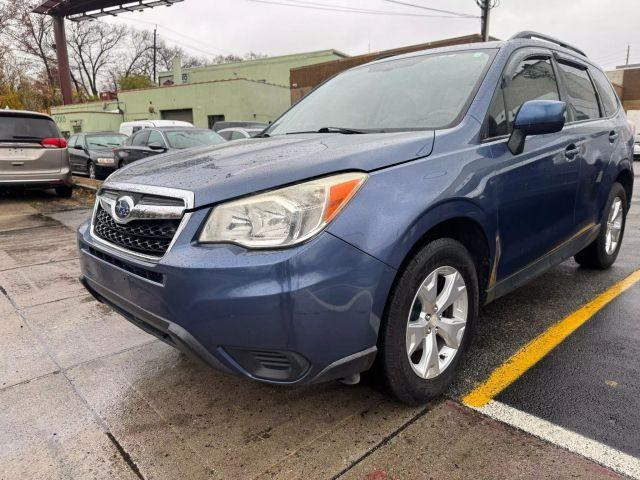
[481,0,490,42]
[53,15,73,105]
[153,26,158,85]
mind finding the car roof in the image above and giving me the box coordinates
[364,31,594,70]
[145,127,210,132]
[0,109,53,120]
[78,131,125,136]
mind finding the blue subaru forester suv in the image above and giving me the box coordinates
[78,32,634,404]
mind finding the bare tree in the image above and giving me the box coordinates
[0,0,57,89]
[67,21,127,96]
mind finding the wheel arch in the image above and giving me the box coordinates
[390,200,496,304]
[615,166,634,210]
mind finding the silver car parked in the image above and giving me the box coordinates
[0,110,73,197]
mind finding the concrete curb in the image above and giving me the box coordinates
[72,177,101,193]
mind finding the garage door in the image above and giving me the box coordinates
[161,109,194,123]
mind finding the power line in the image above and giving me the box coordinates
[118,15,233,55]
[245,0,477,18]
[380,0,478,18]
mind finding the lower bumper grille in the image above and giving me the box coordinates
[93,204,180,257]
[83,244,163,284]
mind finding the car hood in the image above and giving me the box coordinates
[106,131,435,208]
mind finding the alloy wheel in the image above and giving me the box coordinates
[605,197,623,255]
[89,162,96,180]
[405,266,468,379]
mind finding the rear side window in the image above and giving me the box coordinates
[557,62,600,121]
[590,68,619,116]
[504,57,560,129]
[0,115,60,142]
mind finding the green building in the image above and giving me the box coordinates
[52,49,346,136]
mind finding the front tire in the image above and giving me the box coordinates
[379,238,479,405]
[574,182,627,269]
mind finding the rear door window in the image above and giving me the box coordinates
[0,115,60,143]
[557,62,601,121]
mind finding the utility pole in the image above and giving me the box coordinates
[480,0,490,42]
[153,26,158,85]
[52,15,73,105]
[626,45,630,66]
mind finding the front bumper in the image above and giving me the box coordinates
[77,216,396,384]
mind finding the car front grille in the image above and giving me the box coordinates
[92,186,186,258]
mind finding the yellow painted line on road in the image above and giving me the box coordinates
[463,269,640,408]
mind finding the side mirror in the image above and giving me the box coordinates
[508,100,566,155]
[148,142,166,151]
[73,144,85,151]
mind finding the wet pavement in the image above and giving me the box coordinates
[0,174,639,479]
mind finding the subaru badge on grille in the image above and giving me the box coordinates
[113,196,135,223]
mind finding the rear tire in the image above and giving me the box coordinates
[55,185,73,198]
[378,238,479,405]
[574,183,627,269]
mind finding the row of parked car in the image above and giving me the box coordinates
[0,110,269,193]
[70,120,268,180]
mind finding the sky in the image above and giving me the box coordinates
[103,0,640,71]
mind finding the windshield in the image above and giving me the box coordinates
[0,115,59,142]
[266,49,495,135]
[165,130,226,149]
[86,134,126,149]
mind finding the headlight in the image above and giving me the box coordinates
[96,157,114,165]
[199,172,367,248]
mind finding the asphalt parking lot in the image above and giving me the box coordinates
[1,172,639,480]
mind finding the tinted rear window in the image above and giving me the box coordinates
[0,115,60,142]
[557,62,601,121]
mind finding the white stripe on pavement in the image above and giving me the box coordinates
[472,400,640,480]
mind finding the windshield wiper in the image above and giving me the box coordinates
[284,127,367,135]
[316,126,366,134]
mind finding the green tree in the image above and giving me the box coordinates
[118,75,153,91]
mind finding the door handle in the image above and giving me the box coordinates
[609,131,618,143]
[565,144,580,160]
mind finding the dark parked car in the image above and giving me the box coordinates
[0,110,72,197]
[68,132,127,180]
[113,127,225,167]
[78,32,633,405]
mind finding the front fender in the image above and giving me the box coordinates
[327,163,497,271]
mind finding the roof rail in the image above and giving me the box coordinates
[509,31,587,58]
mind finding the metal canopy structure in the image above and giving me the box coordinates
[32,0,184,105]
[34,0,183,21]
